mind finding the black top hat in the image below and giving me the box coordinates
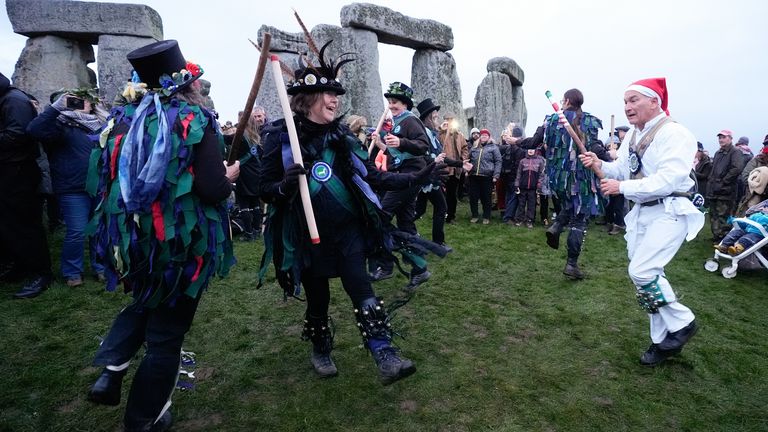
[127,40,203,94]
[416,98,440,120]
[287,40,352,96]
[384,82,414,110]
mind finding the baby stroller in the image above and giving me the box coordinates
[704,198,768,278]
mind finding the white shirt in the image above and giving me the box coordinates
[601,112,704,241]
[602,112,696,203]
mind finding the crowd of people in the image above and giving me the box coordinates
[2,32,768,431]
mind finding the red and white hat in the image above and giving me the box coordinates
[626,77,669,116]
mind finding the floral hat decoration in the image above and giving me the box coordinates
[122,40,204,102]
[384,82,415,110]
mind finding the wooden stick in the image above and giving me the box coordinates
[270,55,320,244]
[544,90,604,179]
[367,107,389,156]
[608,114,616,150]
[227,33,272,165]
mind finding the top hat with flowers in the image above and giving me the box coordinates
[126,39,203,98]
[287,40,353,96]
[384,82,414,110]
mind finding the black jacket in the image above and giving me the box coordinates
[707,144,744,199]
[0,74,39,164]
[27,106,94,194]
[694,154,712,196]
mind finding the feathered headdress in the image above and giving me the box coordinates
[287,39,354,96]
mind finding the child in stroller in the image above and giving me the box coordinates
[706,199,768,278]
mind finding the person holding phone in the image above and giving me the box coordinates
[27,88,108,288]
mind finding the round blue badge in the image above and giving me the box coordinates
[311,161,333,183]
[249,146,258,156]
[394,125,401,134]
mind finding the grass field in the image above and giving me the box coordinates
[1,202,767,432]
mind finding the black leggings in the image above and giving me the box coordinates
[303,251,376,317]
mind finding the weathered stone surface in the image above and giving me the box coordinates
[510,86,527,130]
[6,0,163,44]
[198,79,215,110]
[257,25,307,54]
[411,49,465,132]
[473,72,514,140]
[254,52,301,123]
[487,57,524,86]
[97,35,157,105]
[12,35,97,106]
[340,3,453,51]
[313,25,382,124]
[255,25,383,128]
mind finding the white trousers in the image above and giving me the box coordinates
[626,204,695,343]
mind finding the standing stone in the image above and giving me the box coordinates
[97,35,157,105]
[12,35,96,106]
[411,49,465,132]
[510,86,527,130]
[312,25,382,124]
[340,3,453,51]
[487,57,524,86]
[6,0,163,43]
[254,26,306,123]
[474,71,514,140]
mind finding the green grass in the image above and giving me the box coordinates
[1,202,767,432]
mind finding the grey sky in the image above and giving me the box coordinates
[2,0,766,153]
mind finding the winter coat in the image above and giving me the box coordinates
[707,144,745,199]
[26,106,94,194]
[438,128,468,178]
[468,140,501,178]
[0,74,38,164]
[498,140,525,178]
[515,155,546,191]
[694,153,712,196]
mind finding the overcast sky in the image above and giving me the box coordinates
[2,0,767,153]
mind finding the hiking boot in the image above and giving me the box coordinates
[405,270,431,291]
[542,218,549,226]
[372,346,416,385]
[470,218,479,223]
[526,222,533,229]
[639,343,681,367]
[88,368,127,406]
[608,224,624,235]
[713,244,729,253]
[727,244,744,256]
[563,262,584,280]
[310,351,338,378]
[369,267,394,282]
[66,277,83,287]
[658,320,698,352]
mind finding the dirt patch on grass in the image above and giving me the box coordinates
[463,323,488,338]
[400,399,418,413]
[175,413,223,430]
[56,398,82,413]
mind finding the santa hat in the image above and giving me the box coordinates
[626,77,669,116]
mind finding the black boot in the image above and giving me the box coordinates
[640,343,681,367]
[355,298,416,385]
[302,315,337,378]
[545,215,566,249]
[124,410,172,432]
[563,227,586,279]
[88,367,128,406]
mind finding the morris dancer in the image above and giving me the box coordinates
[86,40,239,430]
[579,77,701,366]
[543,88,603,279]
[258,41,444,384]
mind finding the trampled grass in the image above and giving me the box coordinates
[1,202,767,431]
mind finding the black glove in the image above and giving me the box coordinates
[412,161,449,185]
[280,163,306,195]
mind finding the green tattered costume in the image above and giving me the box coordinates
[544,111,603,216]
[86,98,234,307]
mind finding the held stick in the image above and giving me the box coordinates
[270,55,320,244]
[368,107,389,155]
[227,33,272,164]
[544,90,604,179]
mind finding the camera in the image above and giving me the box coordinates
[65,96,85,110]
